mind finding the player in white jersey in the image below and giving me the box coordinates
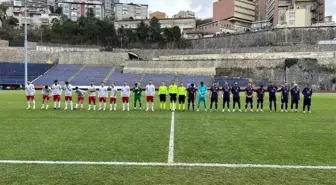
[145,80,156,111]
[25,81,35,109]
[63,81,73,110]
[121,81,131,111]
[98,82,108,111]
[109,83,118,111]
[88,81,96,111]
[74,87,85,110]
[51,80,62,109]
[41,85,51,109]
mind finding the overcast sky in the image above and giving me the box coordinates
[123,0,336,20]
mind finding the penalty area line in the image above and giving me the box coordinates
[0,160,335,170]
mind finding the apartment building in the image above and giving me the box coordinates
[150,11,168,19]
[173,10,195,18]
[9,0,50,27]
[114,18,196,32]
[213,0,256,29]
[58,0,104,21]
[104,0,119,18]
[114,3,148,20]
[265,0,325,26]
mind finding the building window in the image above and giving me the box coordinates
[289,20,295,25]
[289,11,295,19]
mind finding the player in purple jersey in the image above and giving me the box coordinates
[302,86,313,113]
[280,83,290,112]
[267,82,278,112]
[256,85,265,112]
[245,83,254,112]
[187,84,196,111]
[290,83,300,112]
[231,81,242,112]
[221,82,231,112]
[209,83,219,112]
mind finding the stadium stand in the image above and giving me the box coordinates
[178,75,212,85]
[106,70,142,86]
[0,63,53,85]
[142,74,175,85]
[71,66,112,85]
[33,64,83,85]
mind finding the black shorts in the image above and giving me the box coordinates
[178,95,186,103]
[233,97,240,103]
[257,99,264,104]
[269,96,276,102]
[281,98,288,103]
[159,94,166,102]
[188,96,195,103]
[223,97,230,103]
[170,94,177,102]
[211,98,218,103]
[246,97,253,104]
[304,98,311,106]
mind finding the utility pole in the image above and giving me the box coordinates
[24,0,28,86]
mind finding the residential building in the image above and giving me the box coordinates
[196,19,247,35]
[104,0,119,18]
[251,19,272,31]
[173,10,195,18]
[7,0,51,27]
[265,0,325,26]
[114,18,196,32]
[285,8,311,27]
[58,0,104,21]
[114,3,148,20]
[213,0,256,29]
[150,11,168,19]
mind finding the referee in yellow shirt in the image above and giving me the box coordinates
[158,81,168,111]
[168,80,178,111]
[177,82,187,111]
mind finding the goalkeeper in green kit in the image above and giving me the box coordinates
[133,82,142,110]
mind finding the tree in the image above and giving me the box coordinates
[148,17,162,42]
[136,21,149,42]
[170,26,181,41]
[0,3,8,20]
[86,8,95,19]
[7,16,18,27]
[55,7,62,14]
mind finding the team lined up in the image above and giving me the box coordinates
[24,80,313,113]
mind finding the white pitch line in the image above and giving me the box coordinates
[0,160,335,170]
[168,111,175,163]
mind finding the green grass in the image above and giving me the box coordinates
[0,91,335,184]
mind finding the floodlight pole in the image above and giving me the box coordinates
[24,0,28,85]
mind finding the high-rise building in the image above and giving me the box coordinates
[58,0,104,21]
[265,0,325,26]
[114,3,148,20]
[173,10,195,18]
[213,0,256,29]
[104,0,119,18]
[10,0,49,26]
[150,11,168,19]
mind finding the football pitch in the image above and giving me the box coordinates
[0,91,335,185]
